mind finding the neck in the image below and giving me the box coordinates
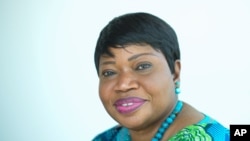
[127,100,183,141]
[129,121,162,141]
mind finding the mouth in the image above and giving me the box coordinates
[114,97,146,114]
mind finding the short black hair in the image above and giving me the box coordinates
[94,12,180,74]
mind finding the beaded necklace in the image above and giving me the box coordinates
[126,100,183,141]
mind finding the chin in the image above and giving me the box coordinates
[116,114,148,129]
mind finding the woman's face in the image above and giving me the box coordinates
[98,44,180,130]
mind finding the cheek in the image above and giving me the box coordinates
[142,70,171,87]
[139,70,173,97]
[99,81,113,104]
[99,84,107,102]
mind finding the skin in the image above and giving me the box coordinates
[98,44,203,140]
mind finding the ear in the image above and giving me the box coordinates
[173,60,181,82]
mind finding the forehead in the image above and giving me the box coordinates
[100,44,160,59]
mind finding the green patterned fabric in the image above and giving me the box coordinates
[169,124,213,141]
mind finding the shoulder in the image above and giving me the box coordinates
[169,115,229,141]
[92,125,126,141]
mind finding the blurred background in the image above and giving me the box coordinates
[0,0,249,140]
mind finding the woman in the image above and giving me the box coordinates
[93,12,229,141]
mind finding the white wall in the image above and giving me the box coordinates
[0,0,249,141]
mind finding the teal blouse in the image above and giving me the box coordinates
[93,115,229,141]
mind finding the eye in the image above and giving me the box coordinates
[102,70,116,77]
[136,63,152,70]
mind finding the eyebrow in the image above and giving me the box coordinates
[100,53,157,66]
[100,61,115,66]
[128,53,157,61]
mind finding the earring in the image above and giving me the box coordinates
[175,81,181,94]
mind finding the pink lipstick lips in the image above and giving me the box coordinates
[114,97,146,114]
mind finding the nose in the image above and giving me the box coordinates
[114,71,139,93]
